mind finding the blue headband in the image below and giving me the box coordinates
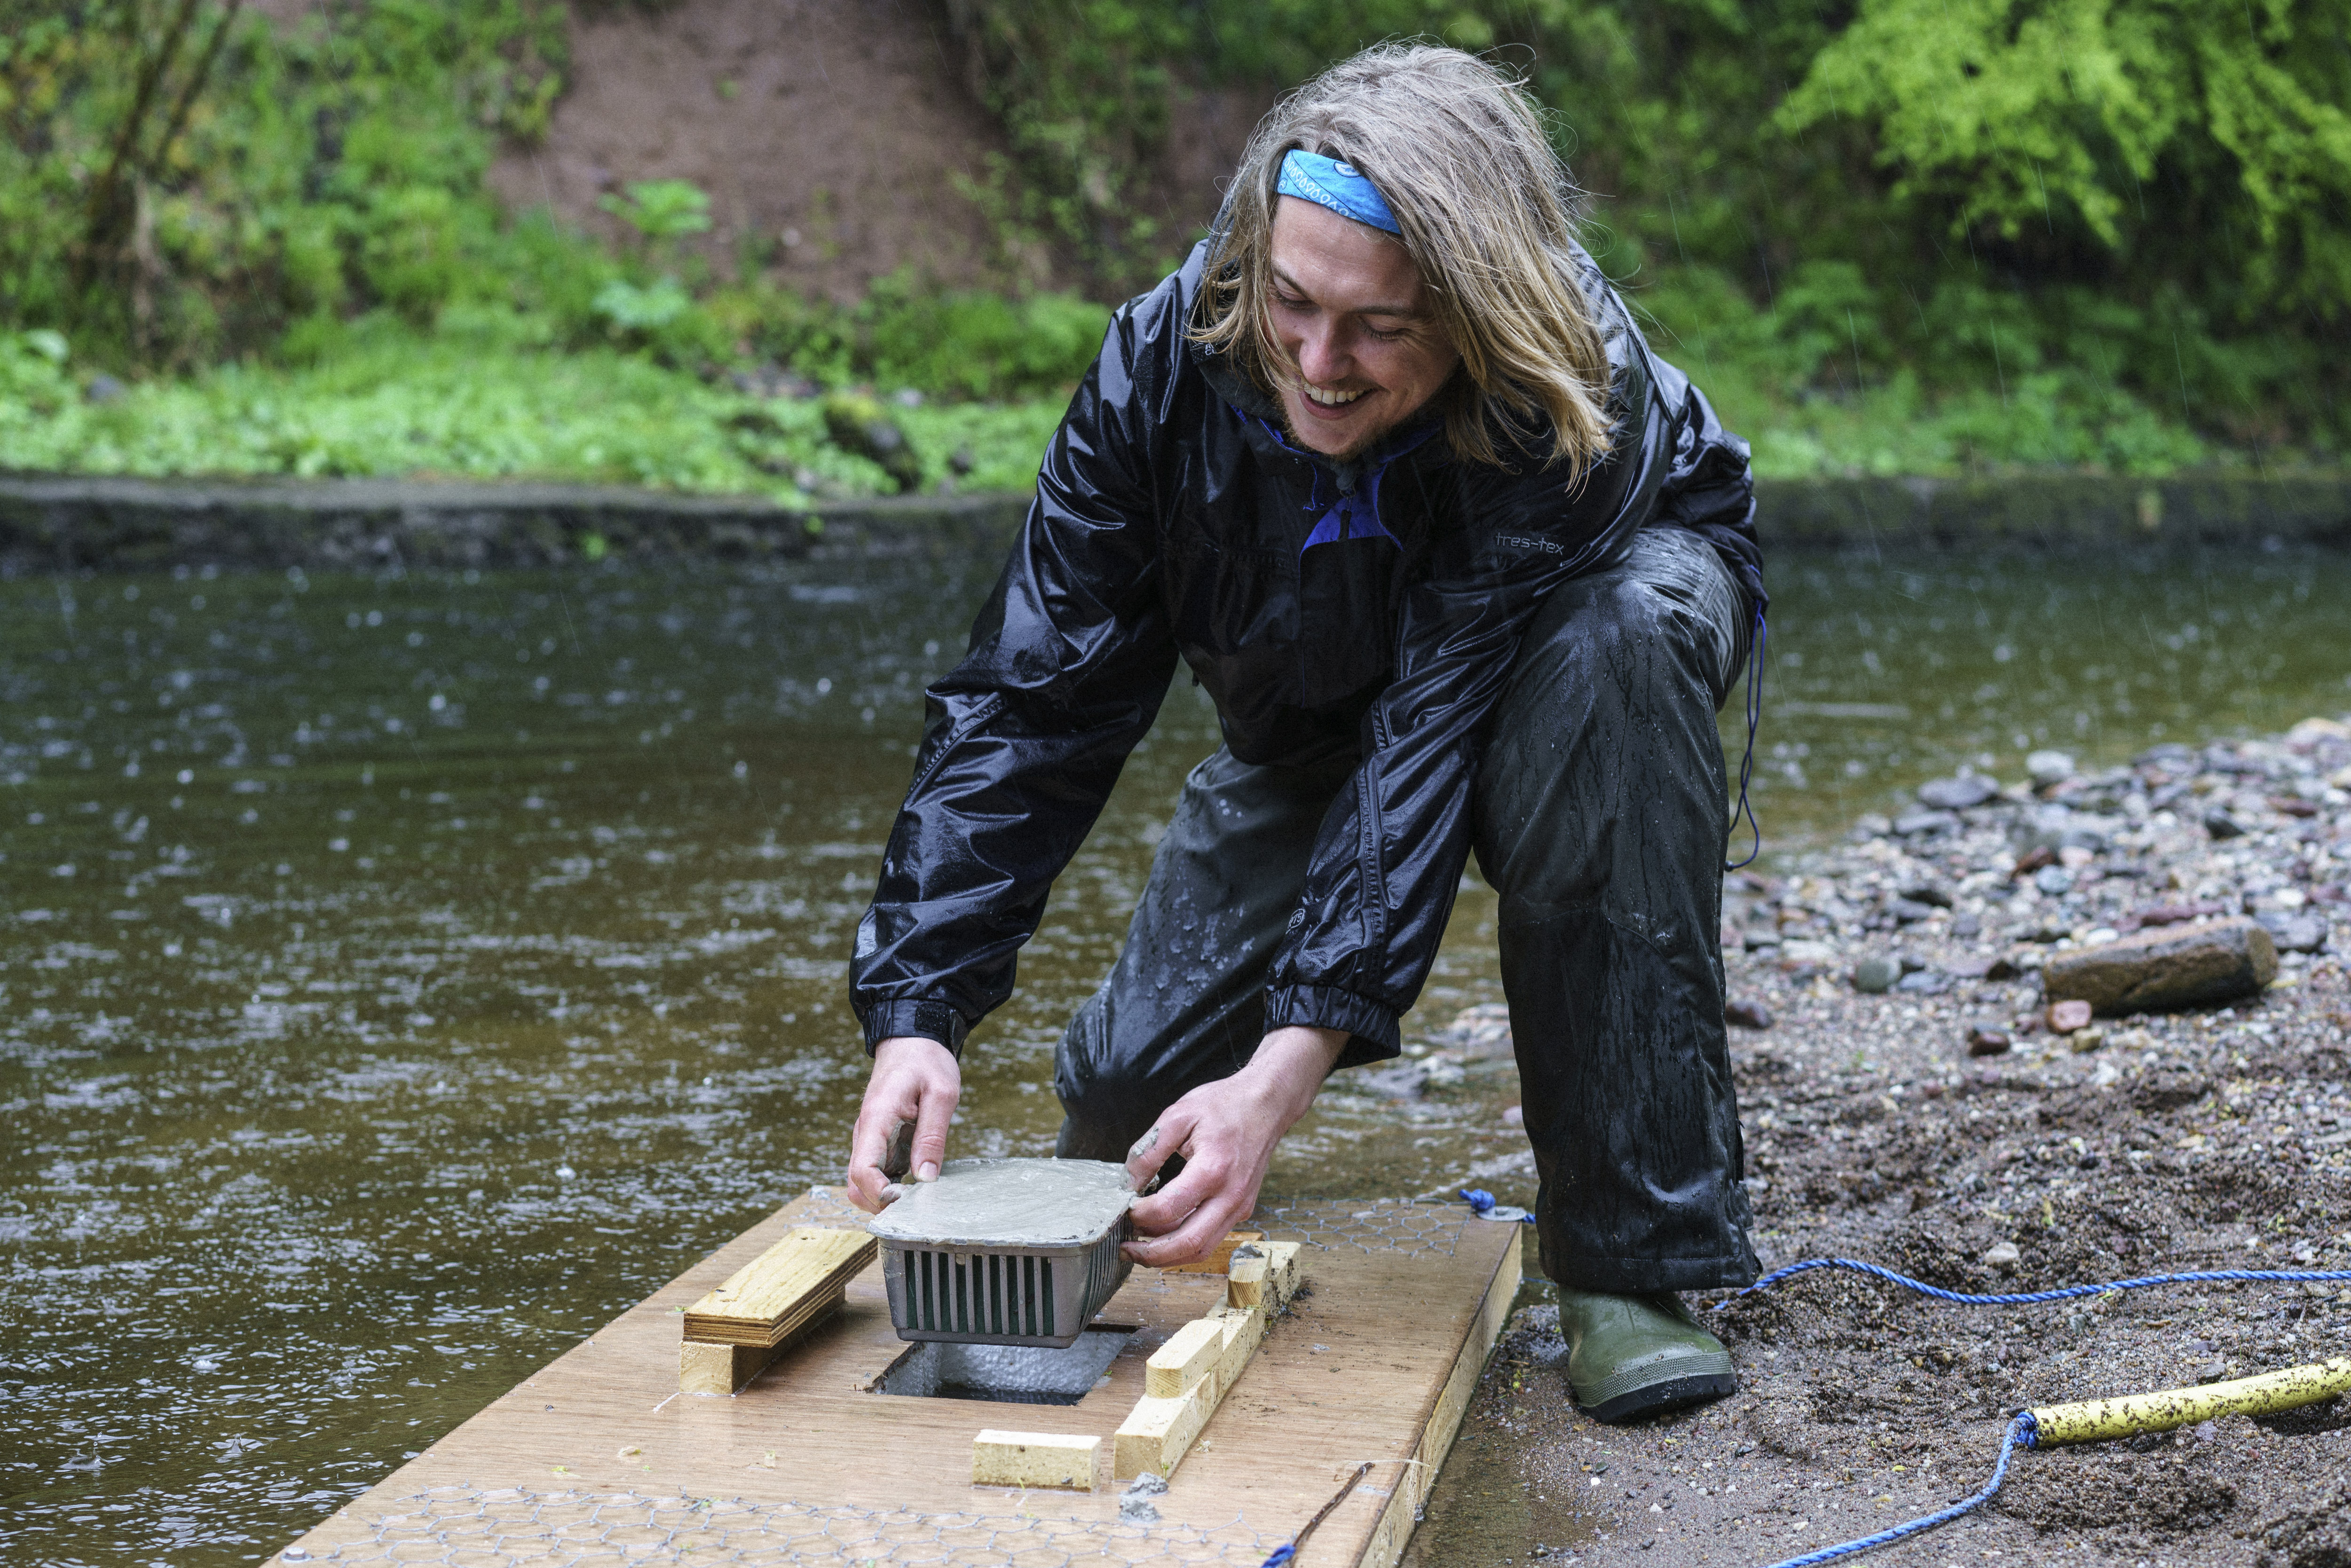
[1276,150,1401,235]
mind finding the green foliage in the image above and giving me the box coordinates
[944,0,2351,466]
[0,0,573,364]
[1778,0,2351,317]
[597,179,712,244]
[856,279,1110,402]
[0,311,1070,500]
[5,0,2344,491]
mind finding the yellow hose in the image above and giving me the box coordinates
[2028,1356,2351,1445]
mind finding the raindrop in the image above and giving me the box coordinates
[815,678,833,695]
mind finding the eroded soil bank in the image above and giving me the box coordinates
[1407,720,2351,1568]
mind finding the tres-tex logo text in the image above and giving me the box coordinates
[1495,533,1565,555]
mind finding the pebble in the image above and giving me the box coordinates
[2203,808,2246,840]
[1964,1024,2012,1056]
[1983,1241,2021,1270]
[1725,997,1774,1030]
[2026,749,2076,786]
[1917,774,2001,811]
[1852,956,1901,994]
[2045,999,2094,1032]
[2256,912,2330,954]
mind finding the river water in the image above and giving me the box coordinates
[4,537,2348,1561]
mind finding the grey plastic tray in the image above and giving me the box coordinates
[867,1158,1135,1348]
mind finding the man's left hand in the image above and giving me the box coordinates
[1122,1025,1345,1266]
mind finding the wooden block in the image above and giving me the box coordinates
[972,1430,1098,1491]
[1113,1390,1214,1480]
[680,1295,845,1394]
[1158,1228,1264,1275]
[682,1227,874,1347]
[1145,1317,1228,1398]
[1262,1241,1303,1306]
[679,1338,775,1396]
[1226,1247,1269,1310]
[1116,1307,1270,1480]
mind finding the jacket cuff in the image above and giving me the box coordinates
[859,999,971,1059]
[1262,983,1400,1067]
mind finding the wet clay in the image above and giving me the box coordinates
[866,1158,1135,1249]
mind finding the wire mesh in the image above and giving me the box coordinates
[289,1487,1283,1567]
[1257,1198,1467,1258]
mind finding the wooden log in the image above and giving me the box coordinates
[971,1430,1099,1491]
[681,1227,874,1347]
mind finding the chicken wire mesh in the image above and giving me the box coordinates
[286,1487,1283,1567]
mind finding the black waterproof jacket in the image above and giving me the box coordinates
[851,239,1760,1064]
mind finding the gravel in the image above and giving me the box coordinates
[1406,715,2351,1568]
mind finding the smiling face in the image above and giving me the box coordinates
[1264,195,1461,460]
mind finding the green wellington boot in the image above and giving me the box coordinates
[1556,1288,1737,1423]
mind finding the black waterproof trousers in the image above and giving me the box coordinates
[1054,527,1762,1295]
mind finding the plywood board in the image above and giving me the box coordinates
[276,1191,1519,1568]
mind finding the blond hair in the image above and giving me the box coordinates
[1192,44,1613,473]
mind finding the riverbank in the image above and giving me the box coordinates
[1409,718,2351,1566]
[3,470,2348,577]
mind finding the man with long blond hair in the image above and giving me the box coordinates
[844,43,1763,1422]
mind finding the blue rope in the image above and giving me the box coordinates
[1711,1255,2351,1313]
[1459,1187,1535,1223]
[1713,1257,2351,1568]
[1752,1414,2029,1568]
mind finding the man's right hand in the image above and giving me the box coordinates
[845,1035,962,1213]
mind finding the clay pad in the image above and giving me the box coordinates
[867,1158,1134,1250]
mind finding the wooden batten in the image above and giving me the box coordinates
[680,1226,875,1347]
[1156,1228,1265,1275]
[1144,1317,1228,1399]
[971,1430,1099,1491]
[1115,1239,1307,1481]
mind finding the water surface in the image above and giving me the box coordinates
[4,538,2348,1561]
